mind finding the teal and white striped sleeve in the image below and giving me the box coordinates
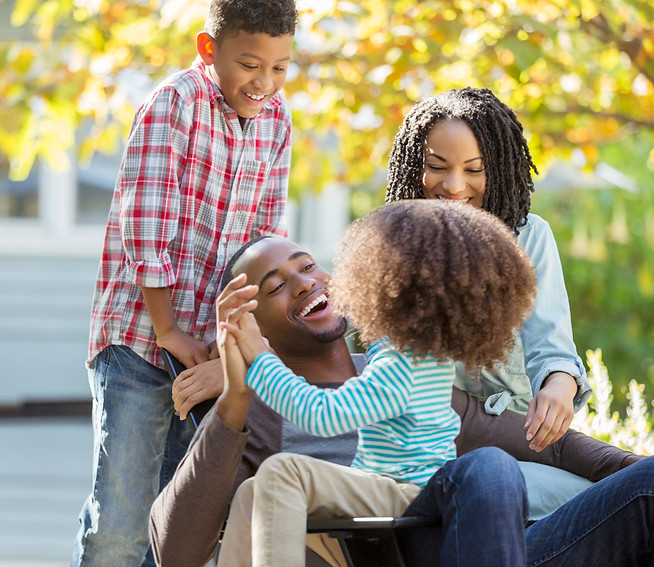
[245,350,414,437]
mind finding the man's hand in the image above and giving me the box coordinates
[524,372,577,451]
[213,273,258,430]
[212,328,255,431]
[220,310,269,366]
[216,273,258,342]
[218,325,251,396]
[217,272,269,365]
[172,359,224,421]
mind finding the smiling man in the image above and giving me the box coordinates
[149,235,650,567]
[234,237,349,350]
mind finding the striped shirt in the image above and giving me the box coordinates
[88,59,291,367]
[246,341,460,487]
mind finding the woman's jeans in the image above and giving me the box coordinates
[526,456,654,566]
[400,447,529,567]
[403,454,654,567]
[71,345,194,567]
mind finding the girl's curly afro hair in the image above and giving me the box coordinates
[386,87,537,234]
[329,200,536,369]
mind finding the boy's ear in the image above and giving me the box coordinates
[196,32,215,65]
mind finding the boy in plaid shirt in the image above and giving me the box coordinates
[72,1,297,565]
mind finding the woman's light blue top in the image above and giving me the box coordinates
[454,213,591,415]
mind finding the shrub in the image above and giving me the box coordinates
[572,348,653,456]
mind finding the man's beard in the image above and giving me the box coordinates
[299,315,348,344]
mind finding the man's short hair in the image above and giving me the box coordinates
[205,0,298,43]
[219,235,273,292]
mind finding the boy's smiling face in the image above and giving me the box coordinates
[199,30,293,122]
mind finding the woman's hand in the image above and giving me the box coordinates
[524,372,577,451]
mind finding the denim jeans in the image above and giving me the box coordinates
[526,456,654,566]
[71,345,194,567]
[399,447,529,567]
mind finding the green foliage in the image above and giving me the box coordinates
[573,349,653,455]
[2,0,653,186]
[532,128,654,408]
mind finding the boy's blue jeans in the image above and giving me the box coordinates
[71,345,195,567]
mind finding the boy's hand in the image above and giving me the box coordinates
[206,340,219,360]
[141,285,212,367]
[157,329,210,369]
[172,359,224,421]
[524,372,577,451]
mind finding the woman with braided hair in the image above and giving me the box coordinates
[387,87,589,455]
[384,88,654,567]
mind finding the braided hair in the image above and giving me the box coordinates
[386,87,537,233]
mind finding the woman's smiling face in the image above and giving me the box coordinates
[421,119,487,209]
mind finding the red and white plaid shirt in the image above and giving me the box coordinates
[88,59,290,368]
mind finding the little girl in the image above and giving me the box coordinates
[216,199,537,567]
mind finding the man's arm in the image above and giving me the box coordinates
[452,386,641,482]
[150,281,256,566]
[149,406,249,567]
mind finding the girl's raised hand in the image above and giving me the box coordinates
[220,308,269,366]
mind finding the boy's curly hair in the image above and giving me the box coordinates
[206,0,298,43]
[386,87,537,234]
[329,200,536,369]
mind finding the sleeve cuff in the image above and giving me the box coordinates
[245,351,278,387]
[125,252,176,288]
[532,357,592,413]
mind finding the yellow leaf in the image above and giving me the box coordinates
[11,48,36,73]
[11,0,38,27]
[637,267,654,298]
[579,0,600,20]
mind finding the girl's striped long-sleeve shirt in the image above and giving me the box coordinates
[245,340,461,487]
